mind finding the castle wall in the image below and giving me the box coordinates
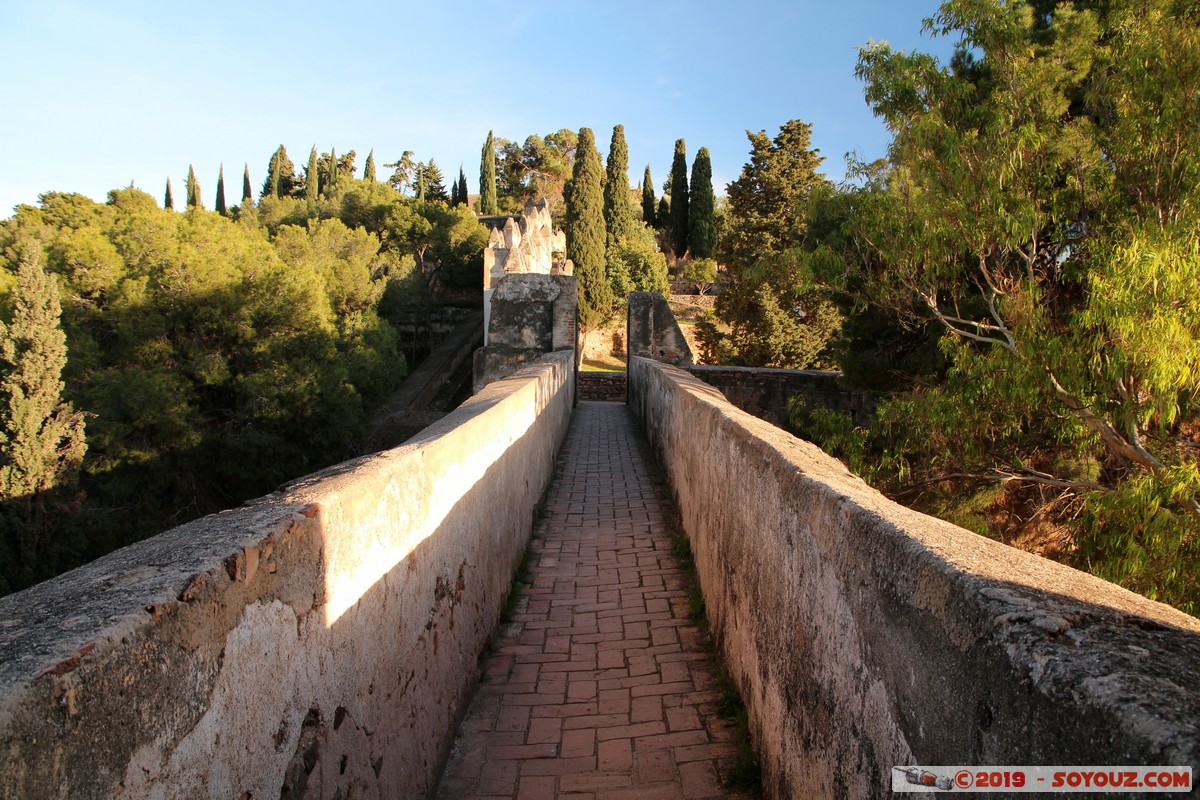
[628,355,1200,799]
[0,352,575,799]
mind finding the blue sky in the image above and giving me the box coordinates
[0,0,956,218]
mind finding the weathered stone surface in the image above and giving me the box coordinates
[626,291,692,367]
[689,364,876,427]
[577,372,626,402]
[628,356,1200,800]
[473,274,577,393]
[0,351,575,799]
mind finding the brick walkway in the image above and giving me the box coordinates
[436,401,746,800]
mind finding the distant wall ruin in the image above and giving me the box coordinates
[481,200,570,342]
[473,273,577,394]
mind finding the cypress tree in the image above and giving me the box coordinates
[327,147,338,194]
[185,164,201,209]
[305,146,319,208]
[0,243,86,506]
[480,130,498,214]
[262,145,296,198]
[669,139,689,257]
[687,147,715,258]
[215,164,227,216]
[565,127,612,329]
[641,165,656,226]
[414,163,426,201]
[603,125,636,250]
[456,166,469,206]
[364,149,377,183]
[657,196,670,229]
[241,164,253,204]
[164,178,174,211]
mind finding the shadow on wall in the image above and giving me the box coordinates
[0,352,575,799]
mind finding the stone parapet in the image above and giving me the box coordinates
[0,351,575,799]
[628,356,1200,800]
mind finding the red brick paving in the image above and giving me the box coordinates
[436,401,747,799]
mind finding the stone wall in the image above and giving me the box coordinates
[577,372,626,402]
[481,200,570,343]
[0,351,575,800]
[688,365,876,428]
[473,274,577,394]
[628,356,1200,800]
[626,291,692,367]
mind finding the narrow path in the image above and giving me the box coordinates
[437,401,746,800]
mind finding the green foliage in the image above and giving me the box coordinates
[0,174,422,595]
[668,139,689,257]
[682,257,718,295]
[606,224,668,300]
[795,0,1200,612]
[163,179,173,211]
[304,146,320,209]
[185,165,201,210]
[492,129,578,219]
[566,128,612,329]
[422,159,449,203]
[479,131,498,215]
[262,145,297,199]
[0,242,87,502]
[603,125,636,251]
[687,147,715,259]
[452,166,468,206]
[707,120,834,368]
[363,149,377,184]
[641,165,656,226]
[719,120,825,269]
[0,243,88,591]
[215,165,227,216]
[242,163,253,203]
[385,150,416,195]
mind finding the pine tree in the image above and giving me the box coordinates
[480,130,498,215]
[603,125,636,250]
[566,127,613,329]
[364,149,377,183]
[669,139,689,257]
[425,159,448,202]
[305,146,320,209]
[164,178,174,211]
[687,147,715,258]
[0,243,86,506]
[186,164,201,209]
[241,164,253,204]
[215,164,227,216]
[641,165,656,226]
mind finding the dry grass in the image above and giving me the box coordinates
[581,355,627,372]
